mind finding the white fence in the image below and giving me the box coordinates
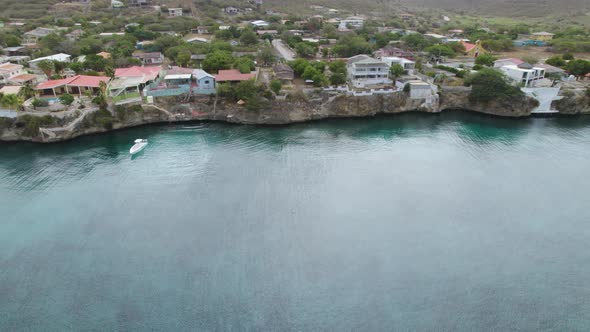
[323,85,397,96]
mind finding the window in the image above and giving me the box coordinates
[204,80,209,84]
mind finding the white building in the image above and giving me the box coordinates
[0,63,25,84]
[338,16,364,31]
[380,57,415,74]
[168,8,183,17]
[347,55,391,88]
[250,20,270,28]
[498,63,545,87]
[29,53,72,68]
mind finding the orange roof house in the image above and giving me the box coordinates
[35,75,109,96]
[215,69,255,83]
[97,51,111,59]
[461,40,487,58]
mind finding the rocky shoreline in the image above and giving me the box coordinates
[0,87,583,143]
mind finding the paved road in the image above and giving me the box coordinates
[272,39,296,61]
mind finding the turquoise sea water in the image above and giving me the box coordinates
[1,112,590,331]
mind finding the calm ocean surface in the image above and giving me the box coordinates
[1,112,590,331]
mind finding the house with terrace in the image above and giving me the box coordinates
[132,52,164,65]
[0,63,25,85]
[215,69,256,85]
[143,67,216,96]
[23,27,56,45]
[494,59,545,87]
[108,66,161,98]
[380,57,416,75]
[35,75,109,97]
[347,55,391,88]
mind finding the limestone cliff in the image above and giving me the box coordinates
[554,89,590,115]
[0,88,541,143]
[439,87,538,117]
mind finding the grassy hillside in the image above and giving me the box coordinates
[0,0,588,20]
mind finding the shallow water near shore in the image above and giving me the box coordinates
[1,112,590,331]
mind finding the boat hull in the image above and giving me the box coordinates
[130,143,148,155]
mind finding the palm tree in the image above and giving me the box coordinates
[18,84,36,100]
[0,93,24,110]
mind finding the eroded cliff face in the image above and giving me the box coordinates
[0,88,541,143]
[439,87,538,117]
[554,90,590,115]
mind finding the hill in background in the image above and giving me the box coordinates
[0,0,589,19]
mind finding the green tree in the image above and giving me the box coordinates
[302,66,320,80]
[4,34,21,47]
[290,58,311,77]
[329,72,346,85]
[322,24,338,39]
[562,53,574,61]
[270,80,282,94]
[84,54,107,72]
[0,93,24,110]
[311,73,328,87]
[258,47,276,67]
[329,60,347,75]
[566,59,590,77]
[176,49,192,67]
[234,80,258,100]
[474,54,497,67]
[18,85,35,100]
[59,93,75,106]
[425,44,456,58]
[464,68,524,103]
[239,29,258,47]
[234,57,255,73]
[202,51,234,72]
[402,33,431,50]
[389,64,404,79]
[39,33,65,52]
[295,43,316,58]
[36,60,54,77]
[333,35,373,57]
[545,56,566,68]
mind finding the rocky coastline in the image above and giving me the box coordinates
[0,87,560,143]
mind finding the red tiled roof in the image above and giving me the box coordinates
[36,77,75,90]
[35,75,108,90]
[461,41,476,52]
[67,75,109,88]
[9,74,36,83]
[215,69,255,82]
[497,58,525,65]
[115,66,161,80]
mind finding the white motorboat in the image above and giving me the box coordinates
[130,139,148,155]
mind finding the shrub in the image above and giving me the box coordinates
[545,56,566,68]
[474,54,497,67]
[18,115,55,137]
[59,93,75,106]
[93,108,114,130]
[403,83,411,93]
[562,53,574,60]
[32,98,49,108]
[270,80,282,94]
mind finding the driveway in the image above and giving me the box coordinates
[272,39,296,61]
